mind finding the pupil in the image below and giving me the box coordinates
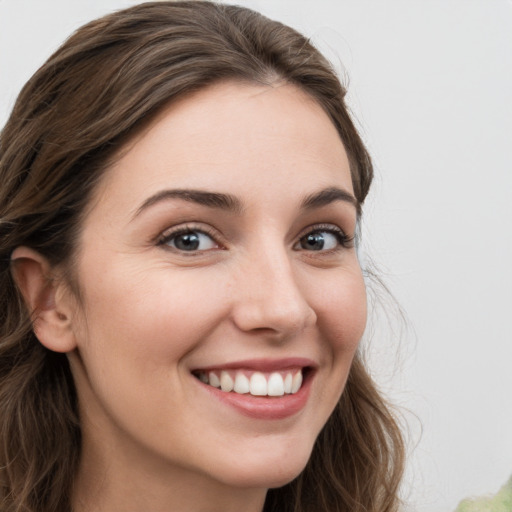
[175,232,200,251]
[303,233,324,250]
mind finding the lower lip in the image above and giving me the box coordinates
[197,373,313,420]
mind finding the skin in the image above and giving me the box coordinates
[13,81,367,512]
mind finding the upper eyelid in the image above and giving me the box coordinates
[295,223,347,238]
[157,223,222,246]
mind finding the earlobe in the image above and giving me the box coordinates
[10,246,77,353]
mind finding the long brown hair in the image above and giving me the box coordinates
[0,2,404,511]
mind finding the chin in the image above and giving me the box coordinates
[209,443,313,490]
[218,466,306,491]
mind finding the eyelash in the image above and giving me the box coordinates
[157,224,221,252]
[294,224,354,252]
[157,223,354,254]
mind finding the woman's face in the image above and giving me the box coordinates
[67,81,367,491]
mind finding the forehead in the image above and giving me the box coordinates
[90,81,353,217]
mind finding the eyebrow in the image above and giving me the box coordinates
[300,187,358,212]
[132,186,358,220]
[132,189,243,219]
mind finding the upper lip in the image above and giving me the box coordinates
[191,357,317,373]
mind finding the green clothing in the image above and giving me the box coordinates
[455,476,512,512]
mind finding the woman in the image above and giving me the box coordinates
[0,2,404,511]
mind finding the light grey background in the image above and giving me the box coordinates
[1,1,511,510]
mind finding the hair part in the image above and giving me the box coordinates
[0,2,402,511]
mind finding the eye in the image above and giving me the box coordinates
[299,231,338,251]
[295,226,353,252]
[159,228,219,252]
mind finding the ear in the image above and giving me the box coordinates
[10,246,77,353]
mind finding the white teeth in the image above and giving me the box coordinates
[267,372,285,396]
[283,373,293,394]
[291,371,303,394]
[198,368,305,396]
[209,371,220,388]
[249,372,268,396]
[234,373,250,394]
[220,371,234,392]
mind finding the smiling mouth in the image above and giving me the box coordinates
[193,368,309,397]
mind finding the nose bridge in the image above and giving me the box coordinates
[231,238,316,336]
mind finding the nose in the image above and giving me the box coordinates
[230,245,317,338]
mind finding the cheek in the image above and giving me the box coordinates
[76,259,230,362]
[313,269,367,356]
